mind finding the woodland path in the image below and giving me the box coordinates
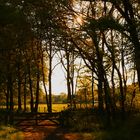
[16,120,93,140]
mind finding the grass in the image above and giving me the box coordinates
[66,115,140,140]
[90,114,140,140]
[39,104,67,112]
[61,108,140,140]
[0,103,68,112]
[0,104,68,140]
[0,125,23,140]
[1,104,140,140]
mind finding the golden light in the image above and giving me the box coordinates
[76,16,83,24]
[74,14,83,26]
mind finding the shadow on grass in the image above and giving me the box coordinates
[94,114,140,140]
[0,125,23,140]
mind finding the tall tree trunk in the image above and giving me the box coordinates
[9,74,14,124]
[102,32,125,116]
[17,63,22,111]
[6,82,9,110]
[130,70,136,110]
[66,49,72,105]
[121,45,127,102]
[114,64,125,117]
[28,64,34,112]
[34,41,41,113]
[131,32,140,87]
[9,75,14,111]
[128,2,140,84]
[97,80,104,112]
[41,51,49,112]
[110,31,117,112]
[113,0,140,87]
[91,71,94,108]
[111,65,117,111]
[35,63,40,112]
[92,32,104,112]
[48,45,52,113]
[24,73,27,111]
[103,75,113,118]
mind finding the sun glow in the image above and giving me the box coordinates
[74,14,84,26]
[76,16,83,24]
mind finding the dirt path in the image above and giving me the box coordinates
[16,120,59,140]
[16,120,93,140]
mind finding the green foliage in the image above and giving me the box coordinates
[52,93,67,104]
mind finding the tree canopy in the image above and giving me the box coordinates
[0,0,140,120]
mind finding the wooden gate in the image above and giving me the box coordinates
[13,112,60,126]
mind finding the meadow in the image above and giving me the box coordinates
[38,103,68,112]
[0,103,68,112]
[0,103,96,112]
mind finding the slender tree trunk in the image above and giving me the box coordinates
[66,49,72,106]
[9,75,14,111]
[92,31,112,119]
[35,63,40,112]
[35,74,40,112]
[115,64,125,116]
[48,45,52,113]
[130,70,136,110]
[110,31,117,112]
[121,39,127,101]
[114,0,140,87]
[24,73,27,111]
[103,76,113,117]
[28,64,34,112]
[111,65,117,111]
[6,82,9,110]
[84,88,88,108]
[124,0,140,65]
[131,33,140,87]
[91,71,94,108]
[17,63,22,111]
[92,32,104,112]
[8,74,14,124]
[102,32,125,117]
[97,79,104,112]
[41,51,49,112]
[5,83,9,124]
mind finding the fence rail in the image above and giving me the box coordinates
[13,112,61,126]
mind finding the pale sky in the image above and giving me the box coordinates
[51,56,67,95]
[51,64,67,94]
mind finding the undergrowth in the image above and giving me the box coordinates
[60,108,140,140]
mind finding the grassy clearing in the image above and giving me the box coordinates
[0,103,68,112]
[38,104,67,112]
[0,126,23,140]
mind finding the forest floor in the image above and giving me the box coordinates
[16,120,93,140]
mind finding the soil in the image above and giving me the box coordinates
[16,120,92,140]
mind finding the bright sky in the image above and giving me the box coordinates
[52,64,67,94]
[51,56,67,94]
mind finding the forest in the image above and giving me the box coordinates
[0,0,140,139]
